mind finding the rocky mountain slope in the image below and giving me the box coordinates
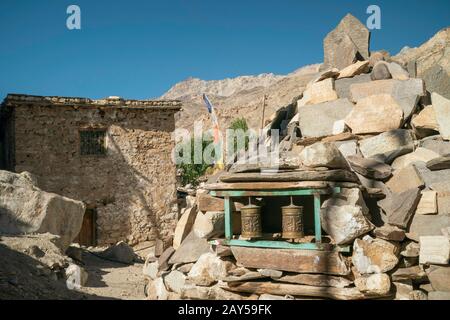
[162,26,450,132]
[161,65,321,130]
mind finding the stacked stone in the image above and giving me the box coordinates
[143,14,450,301]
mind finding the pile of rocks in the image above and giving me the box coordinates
[144,14,450,300]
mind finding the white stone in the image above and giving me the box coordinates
[355,273,391,295]
[299,142,348,169]
[419,236,450,265]
[163,270,186,294]
[352,236,400,274]
[187,253,235,286]
[332,120,347,135]
[321,205,373,245]
[143,261,159,280]
[335,140,358,158]
[65,264,88,290]
[193,211,225,239]
[416,190,438,215]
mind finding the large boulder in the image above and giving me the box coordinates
[350,79,425,120]
[420,136,450,156]
[358,130,415,161]
[335,74,371,99]
[193,211,225,239]
[187,253,235,286]
[297,98,353,138]
[321,205,374,245]
[299,142,349,169]
[0,170,85,251]
[298,78,339,106]
[411,106,440,138]
[431,92,450,140]
[345,94,404,134]
[337,60,370,79]
[346,156,392,180]
[323,14,370,70]
[391,147,440,171]
[352,236,400,274]
[354,273,391,296]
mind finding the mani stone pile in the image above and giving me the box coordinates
[143,14,450,300]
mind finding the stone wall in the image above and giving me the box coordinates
[5,100,180,245]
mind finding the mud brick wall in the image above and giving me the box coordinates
[12,105,178,245]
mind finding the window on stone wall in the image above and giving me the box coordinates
[79,129,106,155]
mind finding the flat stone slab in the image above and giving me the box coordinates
[345,94,403,134]
[419,236,450,264]
[359,129,415,160]
[427,156,450,170]
[335,74,371,99]
[277,274,353,288]
[347,155,392,180]
[386,165,424,194]
[297,99,353,138]
[379,187,422,229]
[350,79,425,119]
[432,92,450,140]
[408,215,450,240]
[231,246,350,276]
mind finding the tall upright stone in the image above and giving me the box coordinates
[323,14,370,70]
[432,92,450,140]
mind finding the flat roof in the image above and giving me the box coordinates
[2,94,182,111]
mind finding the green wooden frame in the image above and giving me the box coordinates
[209,187,350,252]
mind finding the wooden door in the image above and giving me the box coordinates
[75,209,96,246]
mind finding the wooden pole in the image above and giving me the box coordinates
[260,94,267,130]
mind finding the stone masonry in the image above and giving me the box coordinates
[0,94,182,245]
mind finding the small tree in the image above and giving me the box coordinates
[228,118,250,154]
[177,134,214,186]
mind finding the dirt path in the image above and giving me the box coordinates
[78,251,146,300]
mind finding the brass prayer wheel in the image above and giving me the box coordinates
[281,199,304,239]
[240,198,262,238]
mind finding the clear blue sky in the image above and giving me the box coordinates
[0,0,449,100]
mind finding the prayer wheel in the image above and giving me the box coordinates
[240,198,262,238]
[281,198,304,239]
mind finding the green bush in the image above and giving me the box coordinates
[228,118,250,153]
[177,134,214,187]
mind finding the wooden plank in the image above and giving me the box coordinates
[210,239,350,252]
[231,246,351,276]
[276,274,353,288]
[219,281,388,300]
[205,181,361,191]
[210,187,340,198]
[197,193,244,212]
[219,170,359,183]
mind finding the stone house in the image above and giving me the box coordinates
[0,94,182,246]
